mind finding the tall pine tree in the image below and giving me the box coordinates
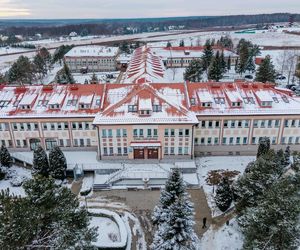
[215,177,233,212]
[0,145,12,168]
[201,39,214,73]
[208,51,223,82]
[184,59,203,82]
[49,146,67,180]
[32,146,50,177]
[255,55,276,83]
[152,169,197,249]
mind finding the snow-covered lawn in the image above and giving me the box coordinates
[72,71,120,84]
[197,156,255,217]
[0,47,33,55]
[201,219,243,250]
[0,166,32,197]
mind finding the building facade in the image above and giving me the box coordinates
[64,46,119,73]
[1,80,300,159]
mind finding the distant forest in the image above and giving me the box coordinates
[0,13,299,37]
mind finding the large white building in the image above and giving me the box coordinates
[64,46,119,73]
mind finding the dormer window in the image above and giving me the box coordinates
[140,110,151,115]
[214,98,225,104]
[153,105,162,112]
[272,97,279,103]
[261,101,272,107]
[49,104,60,109]
[201,102,212,107]
[0,101,9,108]
[67,99,78,106]
[79,104,90,109]
[232,102,241,107]
[128,105,137,112]
[190,98,196,106]
[95,99,101,106]
[20,105,31,110]
[282,96,289,103]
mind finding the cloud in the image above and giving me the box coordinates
[1,0,300,18]
[0,0,30,17]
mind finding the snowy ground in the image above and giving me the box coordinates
[0,165,32,197]
[72,71,120,84]
[200,219,243,250]
[142,27,300,47]
[0,46,33,55]
[197,156,255,217]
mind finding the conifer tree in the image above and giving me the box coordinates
[239,175,300,249]
[234,150,284,213]
[220,51,227,73]
[0,176,97,249]
[227,56,231,71]
[0,145,12,168]
[152,169,197,249]
[236,41,249,74]
[208,51,223,81]
[184,59,203,82]
[32,146,50,177]
[49,146,67,180]
[215,177,233,212]
[255,55,276,83]
[166,41,172,48]
[56,62,75,84]
[256,137,270,158]
[201,39,214,73]
[33,53,47,79]
[151,196,197,250]
[8,55,35,85]
[284,146,291,167]
[0,73,6,84]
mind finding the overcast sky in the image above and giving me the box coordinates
[0,0,299,19]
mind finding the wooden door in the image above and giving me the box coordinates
[134,148,144,159]
[148,148,159,159]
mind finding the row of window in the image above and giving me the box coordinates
[164,129,190,137]
[103,147,128,156]
[134,128,158,138]
[102,129,127,138]
[164,146,189,155]
[196,136,300,145]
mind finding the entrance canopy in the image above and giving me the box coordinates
[131,142,161,147]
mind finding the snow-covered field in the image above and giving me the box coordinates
[197,156,255,217]
[142,28,300,47]
[73,71,120,84]
[0,47,33,55]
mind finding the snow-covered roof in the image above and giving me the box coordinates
[65,46,119,58]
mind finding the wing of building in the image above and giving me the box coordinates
[1,79,300,159]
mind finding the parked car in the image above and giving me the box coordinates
[244,75,254,80]
[276,75,286,80]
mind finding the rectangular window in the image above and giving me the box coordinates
[58,123,62,130]
[229,137,234,144]
[23,140,27,147]
[222,137,227,144]
[164,147,168,155]
[178,147,183,155]
[147,129,152,137]
[231,121,235,128]
[288,137,293,144]
[116,129,121,137]
[261,120,265,128]
[109,147,113,155]
[80,139,84,147]
[185,129,190,136]
[153,129,158,137]
[74,139,78,147]
[285,120,289,128]
[252,137,256,144]
[64,122,69,130]
[254,120,258,128]
[102,129,107,137]
[133,129,138,137]
[139,129,143,137]
[59,139,64,147]
[238,121,242,128]
[108,129,113,137]
[215,121,220,128]
[184,147,189,155]
[123,129,127,137]
[170,147,175,155]
[117,147,122,155]
[281,137,286,144]
[244,120,249,128]
[236,137,241,144]
[72,123,77,130]
[268,120,272,128]
[296,137,300,144]
[164,129,169,137]
[170,129,175,136]
[207,137,212,144]
[224,120,228,128]
[291,120,296,127]
[123,147,128,155]
[214,137,219,144]
[208,121,213,128]
[179,129,183,136]
[243,137,247,144]
[201,138,205,144]
[272,137,277,144]
[78,123,83,130]
[275,120,280,127]
[86,139,91,146]
[103,147,108,155]
[201,121,206,128]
